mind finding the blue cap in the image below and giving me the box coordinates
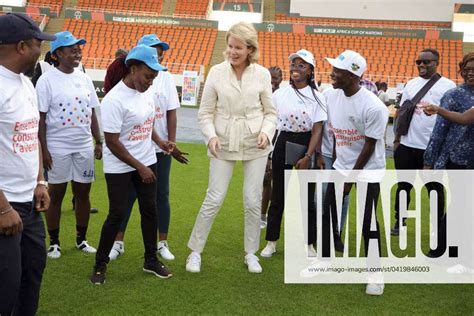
[137,34,170,51]
[125,45,167,72]
[50,31,86,54]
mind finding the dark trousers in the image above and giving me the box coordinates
[393,144,445,223]
[266,131,316,244]
[119,153,172,234]
[0,202,46,316]
[322,182,381,257]
[95,164,158,266]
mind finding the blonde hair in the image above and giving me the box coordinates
[224,22,259,64]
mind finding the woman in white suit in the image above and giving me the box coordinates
[186,22,277,274]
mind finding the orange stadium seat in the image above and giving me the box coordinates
[63,19,217,73]
[0,11,49,27]
[275,14,451,30]
[258,32,462,84]
[174,0,209,18]
[28,0,63,15]
[76,0,163,16]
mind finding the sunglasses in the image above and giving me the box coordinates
[290,63,309,70]
[415,60,437,65]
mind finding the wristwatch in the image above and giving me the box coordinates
[37,180,48,188]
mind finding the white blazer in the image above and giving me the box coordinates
[198,61,277,161]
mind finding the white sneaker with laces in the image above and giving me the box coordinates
[186,252,201,273]
[108,241,124,261]
[366,283,385,296]
[447,264,474,274]
[260,241,277,257]
[47,244,61,259]
[158,240,175,261]
[245,253,262,273]
[76,240,97,254]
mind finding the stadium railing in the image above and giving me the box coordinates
[81,57,203,74]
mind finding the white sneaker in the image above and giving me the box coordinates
[76,240,97,254]
[186,252,201,273]
[366,283,385,296]
[447,264,474,274]
[245,253,262,273]
[260,216,267,229]
[158,241,175,261]
[308,244,317,257]
[108,241,124,261]
[260,241,277,257]
[47,244,61,259]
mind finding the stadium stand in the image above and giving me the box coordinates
[76,0,164,16]
[174,0,209,18]
[0,11,49,29]
[28,0,62,16]
[63,19,217,73]
[275,14,452,30]
[258,32,463,84]
[213,0,261,13]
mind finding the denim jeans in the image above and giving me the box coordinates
[0,201,46,316]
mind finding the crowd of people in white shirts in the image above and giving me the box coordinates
[1,13,473,314]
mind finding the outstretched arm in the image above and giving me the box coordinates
[423,105,474,125]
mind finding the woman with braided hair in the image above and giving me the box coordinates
[260,49,327,258]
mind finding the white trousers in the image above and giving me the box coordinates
[187,156,267,254]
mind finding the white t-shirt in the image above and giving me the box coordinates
[321,88,335,158]
[400,76,456,150]
[0,66,40,202]
[36,68,99,154]
[326,87,389,174]
[101,81,157,174]
[273,85,327,133]
[147,71,180,153]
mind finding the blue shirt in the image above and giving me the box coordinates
[424,84,474,169]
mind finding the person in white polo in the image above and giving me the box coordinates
[391,48,456,237]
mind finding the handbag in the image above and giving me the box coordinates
[285,141,308,166]
[395,73,441,137]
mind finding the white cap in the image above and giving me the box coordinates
[325,50,367,77]
[289,49,315,67]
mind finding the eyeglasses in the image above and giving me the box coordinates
[415,60,437,65]
[290,63,309,70]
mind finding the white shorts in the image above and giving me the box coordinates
[48,151,95,184]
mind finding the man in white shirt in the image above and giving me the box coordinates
[324,50,389,296]
[0,13,54,315]
[392,49,456,236]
